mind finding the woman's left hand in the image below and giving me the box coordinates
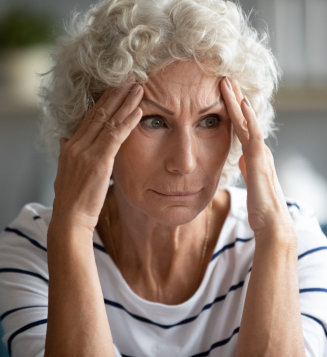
[220,77,296,242]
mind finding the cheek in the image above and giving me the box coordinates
[113,122,232,183]
[112,128,158,184]
[200,125,232,166]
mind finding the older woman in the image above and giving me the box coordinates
[0,0,327,356]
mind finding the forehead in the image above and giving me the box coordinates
[143,61,220,104]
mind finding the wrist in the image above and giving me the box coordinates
[48,214,95,250]
[253,214,297,243]
[51,198,99,234]
[254,226,298,260]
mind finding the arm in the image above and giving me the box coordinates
[237,236,304,356]
[221,77,305,356]
[44,84,143,356]
[45,223,115,357]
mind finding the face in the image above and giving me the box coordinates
[112,61,231,226]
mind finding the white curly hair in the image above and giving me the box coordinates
[40,0,280,186]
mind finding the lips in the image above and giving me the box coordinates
[151,189,202,197]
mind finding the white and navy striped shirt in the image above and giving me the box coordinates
[0,186,327,356]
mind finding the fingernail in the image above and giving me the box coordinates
[131,84,141,95]
[243,96,251,108]
[225,77,232,91]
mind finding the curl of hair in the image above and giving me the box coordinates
[40,0,280,186]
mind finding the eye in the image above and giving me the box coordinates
[140,115,166,129]
[199,114,222,129]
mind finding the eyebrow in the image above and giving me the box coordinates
[142,98,221,115]
[198,99,221,114]
[143,98,174,115]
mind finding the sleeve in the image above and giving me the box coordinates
[0,203,122,357]
[288,201,327,357]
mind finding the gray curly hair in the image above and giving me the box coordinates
[40,0,280,186]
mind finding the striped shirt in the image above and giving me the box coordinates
[0,186,327,356]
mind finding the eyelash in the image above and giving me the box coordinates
[140,114,222,130]
[140,115,166,129]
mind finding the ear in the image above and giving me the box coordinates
[238,155,247,186]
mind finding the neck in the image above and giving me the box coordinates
[97,185,229,304]
[107,185,209,268]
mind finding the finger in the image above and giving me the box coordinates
[240,97,269,181]
[69,89,112,143]
[72,84,143,151]
[93,105,143,161]
[241,97,264,147]
[83,85,143,147]
[106,85,143,130]
[70,84,137,145]
[229,78,244,105]
[220,77,249,145]
[97,84,142,124]
[238,155,247,186]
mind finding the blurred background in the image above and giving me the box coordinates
[0,0,327,353]
[0,0,327,231]
[0,0,326,219]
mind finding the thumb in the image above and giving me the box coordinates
[238,155,247,186]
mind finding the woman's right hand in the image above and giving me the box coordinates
[50,84,143,234]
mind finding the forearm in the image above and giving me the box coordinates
[236,234,305,357]
[45,220,115,357]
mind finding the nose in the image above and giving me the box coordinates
[164,129,197,175]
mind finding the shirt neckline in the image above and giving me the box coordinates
[93,186,239,310]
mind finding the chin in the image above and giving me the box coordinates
[146,204,205,227]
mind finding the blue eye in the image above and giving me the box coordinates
[199,115,221,128]
[140,115,166,129]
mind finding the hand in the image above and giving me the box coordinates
[51,84,143,233]
[220,77,295,242]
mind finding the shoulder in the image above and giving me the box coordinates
[0,205,52,357]
[284,202,327,355]
[286,198,326,255]
[10,202,53,228]
[0,203,53,254]
[226,186,326,247]
[0,203,53,289]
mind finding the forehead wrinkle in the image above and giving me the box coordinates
[143,85,220,118]
[142,63,221,117]
[178,84,219,116]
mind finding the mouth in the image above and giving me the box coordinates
[150,189,202,199]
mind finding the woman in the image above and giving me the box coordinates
[0,0,326,356]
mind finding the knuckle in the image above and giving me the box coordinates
[92,107,108,123]
[105,127,121,142]
[121,119,132,130]
[66,144,80,160]
[104,117,120,132]
[253,130,264,142]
